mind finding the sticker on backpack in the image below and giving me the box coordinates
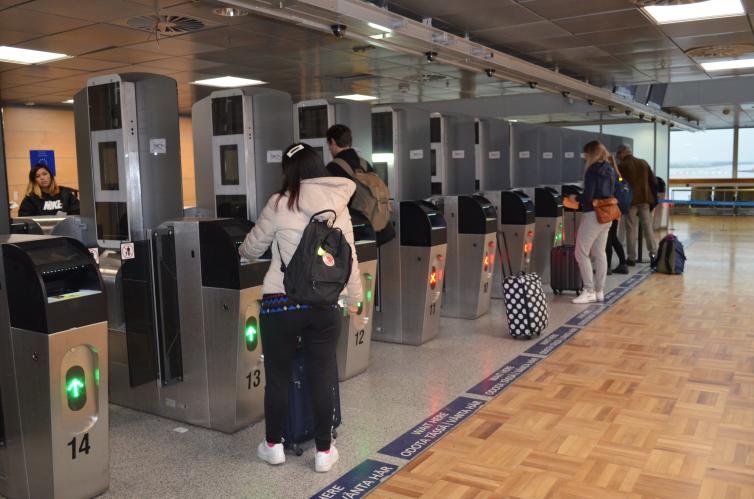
[322,253,335,267]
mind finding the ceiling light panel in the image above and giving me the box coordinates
[335,94,378,101]
[643,0,744,24]
[191,76,266,87]
[701,58,754,70]
[0,46,71,65]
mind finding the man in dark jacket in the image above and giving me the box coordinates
[617,144,657,264]
[325,124,395,246]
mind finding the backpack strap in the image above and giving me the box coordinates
[358,157,370,173]
[332,158,357,180]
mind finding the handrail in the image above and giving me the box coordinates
[669,178,754,186]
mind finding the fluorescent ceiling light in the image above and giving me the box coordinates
[368,22,392,33]
[642,0,744,24]
[62,99,74,104]
[0,46,70,65]
[701,58,754,71]
[370,33,393,40]
[335,94,378,101]
[191,76,266,88]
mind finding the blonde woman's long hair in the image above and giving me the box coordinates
[607,155,623,179]
[582,140,610,169]
[26,165,60,198]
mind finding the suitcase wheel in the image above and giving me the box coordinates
[552,289,560,295]
[294,445,304,457]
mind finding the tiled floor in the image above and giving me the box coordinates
[99,221,669,498]
[371,216,754,498]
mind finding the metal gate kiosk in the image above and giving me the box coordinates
[532,187,564,281]
[336,215,377,380]
[0,235,108,499]
[374,201,447,345]
[485,189,535,298]
[439,195,497,319]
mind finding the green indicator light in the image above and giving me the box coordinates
[366,290,373,302]
[65,366,87,411]
[365,274,373,281]
[68,378,84,398]
[244,317,259,351]
[357,301,364,315]
[95,368,100,385]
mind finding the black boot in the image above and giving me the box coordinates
[614,263,629,274]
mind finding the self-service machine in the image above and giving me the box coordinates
[108,218,269,432]
[485,190,535,298]
[0,235,109,499]
[374,201,447,345]
[294,99,372,163]
[562,184,583,246]
[438,195,497,319]
[429,113,476,196]
[532,187,564,281]
[192,88,293,220]
[336,215,377,380]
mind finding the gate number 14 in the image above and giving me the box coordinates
[68,433,91,460]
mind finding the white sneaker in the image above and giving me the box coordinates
[572,291,597,304]
[315,445,339,473]
[257,441,285,465]
[596,291,604,302]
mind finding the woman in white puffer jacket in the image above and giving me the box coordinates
[239,143,362,473]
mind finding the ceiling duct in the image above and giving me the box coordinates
[686,44,754,58]
[127,15,205,34]
[630,0,707,5]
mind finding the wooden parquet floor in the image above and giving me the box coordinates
[372,217,754,499]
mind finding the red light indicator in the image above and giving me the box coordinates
[528,230,534,237]
[483,254,490,271]
[429,267,438,289]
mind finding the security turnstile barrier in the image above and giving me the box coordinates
[0,235,109,499]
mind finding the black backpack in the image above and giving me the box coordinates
[279,210,353,306]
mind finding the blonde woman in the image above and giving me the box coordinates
[569,141,617,304]
[18,164,80,216]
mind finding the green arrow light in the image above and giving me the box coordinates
[65,366,87,411]
[244,317,259,351]
[67,378,84,398]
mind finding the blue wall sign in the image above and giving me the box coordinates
[30,150,56,176]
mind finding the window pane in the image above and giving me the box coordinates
[670,129,734,179]
[220,145,240,186]
[98,141,120,190]
[738,128,754,179]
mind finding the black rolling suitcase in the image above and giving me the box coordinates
[283,342,341,456]
[498,234,549,339]
[550,245,583,295]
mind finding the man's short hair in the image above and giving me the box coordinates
[617,144,632,155]
[326,124,352,148]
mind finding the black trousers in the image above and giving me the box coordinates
[260,306,340,452]
[605,219,626,267]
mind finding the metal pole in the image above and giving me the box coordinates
[0,100,11,235]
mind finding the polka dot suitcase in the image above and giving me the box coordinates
[502,272,549,339]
